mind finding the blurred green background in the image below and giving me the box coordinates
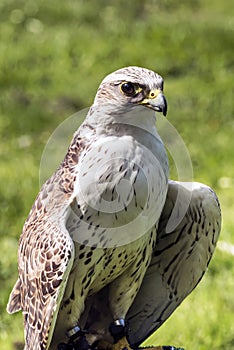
[0,0,233,349]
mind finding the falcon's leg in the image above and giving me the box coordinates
[109,319,131,350]
[57,326,91,350]
[108,233,156,350]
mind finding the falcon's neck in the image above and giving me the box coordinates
[82,104,158,137]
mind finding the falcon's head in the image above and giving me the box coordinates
[93,66,167,116]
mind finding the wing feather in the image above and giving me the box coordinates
[23,223,74,349]
[7,278,22,314]
[19,217,74,350]
[7,174,75,350]
[127,180,221,347]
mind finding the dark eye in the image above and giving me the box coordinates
[120,82,136,96]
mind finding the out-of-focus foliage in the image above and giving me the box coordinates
[0,0,233,349]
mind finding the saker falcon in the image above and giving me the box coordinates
[7,66,221,350]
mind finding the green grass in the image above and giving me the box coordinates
[0,1,233,349]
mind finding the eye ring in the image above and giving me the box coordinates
[120,82,136,96]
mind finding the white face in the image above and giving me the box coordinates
[93,66,166,115]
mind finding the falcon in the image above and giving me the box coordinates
[7,67,221,350]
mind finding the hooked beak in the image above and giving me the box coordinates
[140,90,167,116]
